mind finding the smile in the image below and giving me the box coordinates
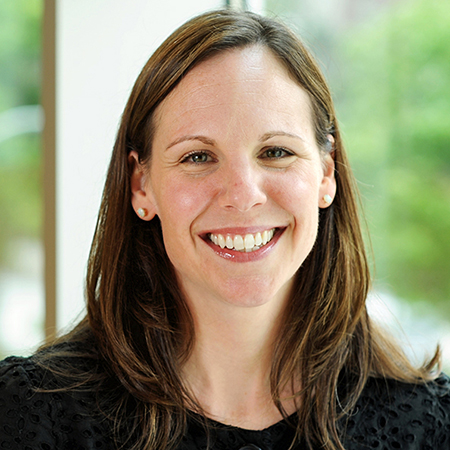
[208,229,276,253]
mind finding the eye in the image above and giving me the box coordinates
[258,146,297,168]
[260,147,294,159]
[180,151,215,164]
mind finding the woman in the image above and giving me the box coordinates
[1,9,448,450]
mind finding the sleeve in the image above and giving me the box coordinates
[343,374,450,450]
[0,357,57,449]
[431,374,450,448]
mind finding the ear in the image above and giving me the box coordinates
[318,136,337,209]
[128,151,157,220]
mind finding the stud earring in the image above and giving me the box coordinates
[323,194,333,204]
[137,208,147,218]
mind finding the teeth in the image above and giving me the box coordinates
[208,229,276,253]
[234,235,244,251]
[244,234,255,251]
[262,230,268,245]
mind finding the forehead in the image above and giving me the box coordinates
[153,46,314,137]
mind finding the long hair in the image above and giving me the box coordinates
[40,9,439,450]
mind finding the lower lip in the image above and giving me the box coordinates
[203,229,284,262]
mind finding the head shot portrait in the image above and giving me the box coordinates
[0,4,449,450]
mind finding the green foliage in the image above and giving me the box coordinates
[0,134,41,236]
[0,0,41,109]
[0,0,42,268]
[338,0,450,311]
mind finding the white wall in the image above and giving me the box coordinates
[55,0,223,330]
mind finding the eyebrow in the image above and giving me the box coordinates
[166,135,216,150]
[259,131,306,142]
[165,131,305,151]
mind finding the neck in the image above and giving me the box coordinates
[182,295,298,430]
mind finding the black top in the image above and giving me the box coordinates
[1,355,450,450]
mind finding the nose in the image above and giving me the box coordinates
[217,161,267,212]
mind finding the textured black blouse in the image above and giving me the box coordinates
[1,355,450,450]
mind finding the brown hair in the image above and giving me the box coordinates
[39,9,439,450]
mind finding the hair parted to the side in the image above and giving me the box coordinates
[39,9,440,450]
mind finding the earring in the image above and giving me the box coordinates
[137,208,147,218]
[323,194,333,204]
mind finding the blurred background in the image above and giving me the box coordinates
[0,0,449,370]
[0,1,43,355]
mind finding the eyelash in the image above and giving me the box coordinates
[180,151,215,164]
[179,147,295,165]
[259,147,295,159]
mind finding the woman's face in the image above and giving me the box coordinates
[130,46,335,310]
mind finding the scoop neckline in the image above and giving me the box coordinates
[188,410,298,433]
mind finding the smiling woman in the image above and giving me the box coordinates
[0,8,449,450]
[129,46,335,309]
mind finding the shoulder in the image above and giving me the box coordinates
[0,355,113,450]
[342,374,450,450]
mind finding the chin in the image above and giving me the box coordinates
[217,277,294,309]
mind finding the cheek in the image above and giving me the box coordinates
[268,171,321,211]
[154,176,214,230]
